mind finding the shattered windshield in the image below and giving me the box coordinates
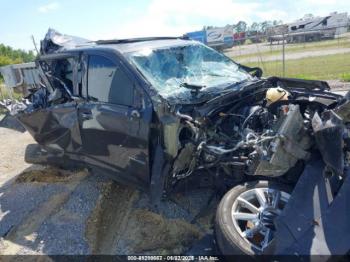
[126,43,252,103]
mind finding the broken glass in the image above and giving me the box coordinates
[126,43,252,103]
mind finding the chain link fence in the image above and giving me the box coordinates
[224,30,350,89]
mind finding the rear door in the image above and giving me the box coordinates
[1,55,84,157]
[78,50,152,188]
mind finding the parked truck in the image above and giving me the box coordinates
[185,25,234,50]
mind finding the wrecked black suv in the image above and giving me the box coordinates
[1,29,350,255]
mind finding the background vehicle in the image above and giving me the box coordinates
[185,25,234,50]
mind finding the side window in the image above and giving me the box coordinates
[50,58,75,94]
[87,55,134,106]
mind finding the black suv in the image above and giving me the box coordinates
[1,29,350,255]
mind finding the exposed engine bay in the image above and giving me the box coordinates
[169,82,348,188]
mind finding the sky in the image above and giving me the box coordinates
[0,0,349,50]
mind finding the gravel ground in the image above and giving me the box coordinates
[0,122,216,255]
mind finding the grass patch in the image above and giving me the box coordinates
[340,72,350,82]
[244,39,253,45]
[243,52,350,80]
[0,81,22,100]
[0,83,11,99]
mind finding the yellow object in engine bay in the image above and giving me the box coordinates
[266,87,290,105]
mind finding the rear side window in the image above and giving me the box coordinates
[87,55,134,106]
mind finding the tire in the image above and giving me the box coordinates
[215,181,292,255]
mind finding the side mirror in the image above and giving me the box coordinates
[249,67,263,78]
[238,64,263,78]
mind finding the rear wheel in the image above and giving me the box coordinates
[215,181,292,255]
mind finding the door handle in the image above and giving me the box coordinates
[131,110,141,119]
[81,112,92,120]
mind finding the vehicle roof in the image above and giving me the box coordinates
[71,38,199,54]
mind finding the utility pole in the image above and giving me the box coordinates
[282,32,286,77]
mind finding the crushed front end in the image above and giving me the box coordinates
[158,77,347,194]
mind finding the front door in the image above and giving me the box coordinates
[78,51,152,189]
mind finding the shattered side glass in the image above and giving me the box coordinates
[126,43,252,103]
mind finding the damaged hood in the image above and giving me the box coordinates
[160,79,260,105]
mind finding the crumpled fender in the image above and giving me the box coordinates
[16,104,82,153]
[268,155,350,255]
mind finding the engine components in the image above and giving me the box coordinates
[252,104,312,177]
[170,82,342,183]
[265,87,289,105]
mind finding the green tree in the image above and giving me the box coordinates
[0,44,36,64]
[236,21,247,32]
[249,22,259,32]
[0,44,35,81]
[260,21,273,33]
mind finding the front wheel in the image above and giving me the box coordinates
[215,181,292,255]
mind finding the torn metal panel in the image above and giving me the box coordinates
[16,103,82,153]
[273,156,350,255]
[1,87,50,116]
[334,99,350,122]
[254,104,312,177]
[40,28,92,55]
[0,99,29,116]
[312,111,344,175]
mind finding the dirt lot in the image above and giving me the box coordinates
[0,117,217,255]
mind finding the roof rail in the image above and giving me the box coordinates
[95,36,188,45]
